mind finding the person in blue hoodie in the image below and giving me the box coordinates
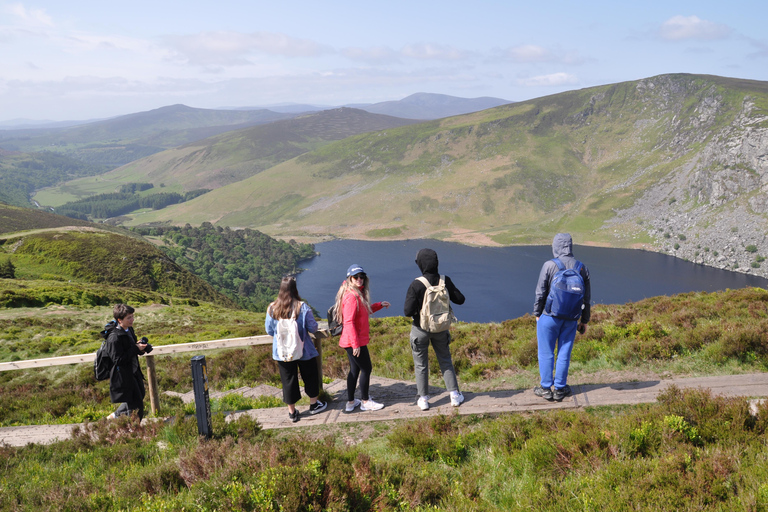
[265,276,327,423]
[533,233,591,402]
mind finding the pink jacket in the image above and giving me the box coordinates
[338,289,384,350]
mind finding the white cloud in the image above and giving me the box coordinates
[659,15,730,41]
[505,44,553,63]
[400,43,467,61]
[517,72,578,87]
[341,45,399,63]
[164,31,333,67]
[500,44,585,65]
[6,3,53,27]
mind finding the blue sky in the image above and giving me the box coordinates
[1,0,766,121]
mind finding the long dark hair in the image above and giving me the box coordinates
[269,277,303,319]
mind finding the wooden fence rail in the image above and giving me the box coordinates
[0,331,329,415]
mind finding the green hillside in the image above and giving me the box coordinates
[0,104,296,168]
[0,204,316,311]
[0,150,108,207]
[0,228,232,307]
[34,108,419,207]
[0,203,93,234]
[122,74,768,276]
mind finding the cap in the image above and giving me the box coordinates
[346,264,365,277]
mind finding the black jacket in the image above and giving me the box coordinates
[403,248,465,327]
[105,324,145,404]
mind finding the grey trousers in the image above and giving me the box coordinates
[409,325,459,397]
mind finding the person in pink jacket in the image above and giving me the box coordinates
[332,264,390,412]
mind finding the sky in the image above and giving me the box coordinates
[1,0,767,122]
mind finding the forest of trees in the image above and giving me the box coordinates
[0,151,108,207]
[0,257,15,279]
[132,223,316,310]
[55,188,209,220]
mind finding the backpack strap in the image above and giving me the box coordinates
[292,301,304,320]
[417,276,430,288]
[552,258,565,270]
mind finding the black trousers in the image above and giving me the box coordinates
[345,346,372,402]
[115,377,145,420]
[277,358,320,405]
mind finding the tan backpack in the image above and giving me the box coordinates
[416,275,456,332]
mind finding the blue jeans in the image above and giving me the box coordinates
[537,315,577,389]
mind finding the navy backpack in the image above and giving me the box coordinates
[544,258,585,321]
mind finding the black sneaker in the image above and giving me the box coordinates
[309,400,327,414]
[553,385,572,402]
[289,410,300,423]
[533,386,553,401]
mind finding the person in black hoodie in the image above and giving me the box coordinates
[403,248,465,411]
[105,304,149,420]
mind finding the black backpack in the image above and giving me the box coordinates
[327,305,342,337]
[94,320,116,381]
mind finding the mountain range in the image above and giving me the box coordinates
[6,74,768,279]
[33,108,419,203]
[107,74,768,278]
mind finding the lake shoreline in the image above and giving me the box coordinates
[281,233,766,280]
[295,239,768,324]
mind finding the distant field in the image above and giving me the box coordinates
[34,175,185,208]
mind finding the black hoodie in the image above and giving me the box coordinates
[403,248,465,327]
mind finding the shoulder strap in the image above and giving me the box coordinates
[439,275,445,286]
[573,260,583,273]
[292,301,303,320]
[552,258,565,271]
[417,276,430,288]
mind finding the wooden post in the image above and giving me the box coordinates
[145,355,160,415]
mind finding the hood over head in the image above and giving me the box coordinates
[552,233,573,259]
[415,248,439,274]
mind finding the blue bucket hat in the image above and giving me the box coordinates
[346,264,365,277]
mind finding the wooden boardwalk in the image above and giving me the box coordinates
[3,373,767,446]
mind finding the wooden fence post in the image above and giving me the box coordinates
[311,330,328,391]
[145,355,160,415]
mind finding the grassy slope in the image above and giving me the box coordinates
[0,203,94,234]
[34,108,419,207]
[0,227,233,308]
[124,74,765,248]
[2,287,768,509]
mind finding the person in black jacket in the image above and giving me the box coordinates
[403,248,465,411]
[105,304,149,420]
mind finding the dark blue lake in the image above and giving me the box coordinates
[295,240,768,323]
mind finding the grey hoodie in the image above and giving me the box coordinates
[533,233,591,322]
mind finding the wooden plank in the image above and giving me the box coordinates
[0,330,330,372]
[0,325,328,372]
[0,335,272,372]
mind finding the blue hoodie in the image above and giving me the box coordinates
[533,233,591,322]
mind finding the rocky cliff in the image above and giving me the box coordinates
[606,75,768,278]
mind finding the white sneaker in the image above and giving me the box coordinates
[450,391,465,407]
[417,396,430,411]
[106,412,116,420]
[345,398,361,412]
[360,398,384,411]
